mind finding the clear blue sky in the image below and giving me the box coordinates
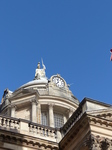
[0,1,112,104]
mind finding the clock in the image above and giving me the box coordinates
[52,76,65,88]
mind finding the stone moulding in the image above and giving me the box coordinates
[88,114,112,128]
[60,112,112,150]
[61,106,83,136]
[0,133,59,150]
[60,113,89,150]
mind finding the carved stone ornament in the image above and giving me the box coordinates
[48,103,55,108]
[82,134,111,150]
[10,104,17,110]
[30,97,38,105]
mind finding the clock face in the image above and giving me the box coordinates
[52,76,65,88]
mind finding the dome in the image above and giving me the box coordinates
[20,78,48,88]
[0,61,79,130]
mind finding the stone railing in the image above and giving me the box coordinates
[29,122,62,142]
[29,123,55,137]
[0,115,19,130]
[0,115,62,143]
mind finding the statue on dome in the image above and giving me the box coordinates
[35,59,46,80]
[37,62,40,69]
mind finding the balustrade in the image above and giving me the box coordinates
[0,116,19,130]
[0,115,62,142]
[29,123,56,139]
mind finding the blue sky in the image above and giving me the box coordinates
[0,1,112,104]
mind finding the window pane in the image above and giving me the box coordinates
[41,112,48,126]
[54,113,64,128]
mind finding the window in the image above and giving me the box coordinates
[54,113,64,128]
[41,112,48,126]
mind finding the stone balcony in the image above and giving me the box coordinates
[0,115,62,145]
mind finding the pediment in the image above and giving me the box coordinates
[9,88,39,100]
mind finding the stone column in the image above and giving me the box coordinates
[48,104,54,127]
[11,105,16,117]
[68,109,73,118]
[31,97,37,123]
[37,103,41,124]
[7,107,11,116]
[63,116,67,124]
[56,129,62,143]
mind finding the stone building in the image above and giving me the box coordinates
[0,62,112,150]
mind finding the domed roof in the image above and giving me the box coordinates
[20,78,48,88]
[2,61,79,106]
[20,61,48,88]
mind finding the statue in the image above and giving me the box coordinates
[35,59,46,80]
[37,62,40,69]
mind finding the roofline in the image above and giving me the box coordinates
[80,97,112,107]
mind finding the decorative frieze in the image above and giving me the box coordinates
[88,115,112,128]
[0,133,59,150]
[96,112,112,121]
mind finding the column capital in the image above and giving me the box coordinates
[48,103,55,108]
[66,108,74,113]
[30,97,38,105]
[10,104,17,110]
[67,108,74,118]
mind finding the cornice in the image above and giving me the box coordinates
[60,112,112,149]
[0,133,59,150]
[87,114,112,129]
[60,112,89,149]
[81,97,111,107]
[96,111,112,119]
[62,106,83,134]
[8,90,78,108]
[38,95,79,107]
